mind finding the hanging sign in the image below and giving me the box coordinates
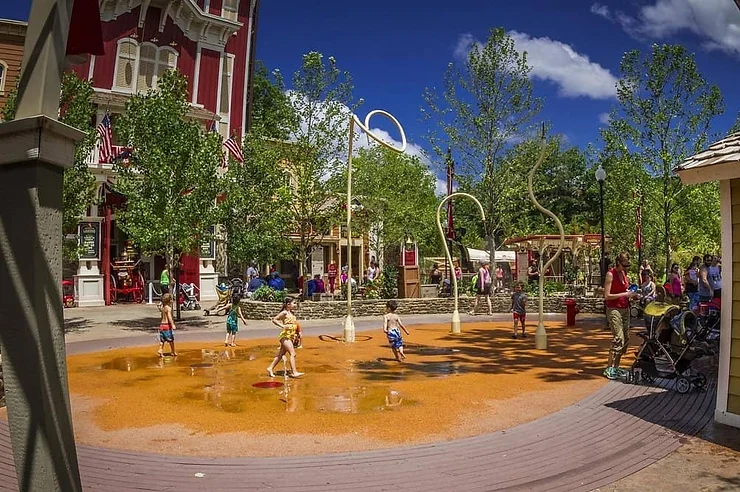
[78,221,100,260]
[200,225,216,260]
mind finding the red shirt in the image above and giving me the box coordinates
[605,267,629,309]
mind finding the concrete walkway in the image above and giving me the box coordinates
[0,305,736,491]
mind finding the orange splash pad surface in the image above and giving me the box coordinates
[65,322,614,456]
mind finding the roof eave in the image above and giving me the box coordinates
[677,161,740,185]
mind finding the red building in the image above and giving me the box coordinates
[70,0,260,306]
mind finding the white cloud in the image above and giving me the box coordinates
[591,0,740,57]
[435,177,448,197]
[285,89,432,171]
[590,3,610,18]
[454,32,618,100]
[598,112,611,124]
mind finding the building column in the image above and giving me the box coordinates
[200,259,218,302]
[75,179,105,307]
[0,116,84,491]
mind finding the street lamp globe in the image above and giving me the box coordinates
[595,164,607,182]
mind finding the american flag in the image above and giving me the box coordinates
[223,135,244,164]
[96,112,113,163]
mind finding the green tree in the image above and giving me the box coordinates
[600,45,723,274]
[331,146,440,264]
[282,52,359,286]
[729,111,740,135]
[250,61,296,140]
[422,27,542,251]
[113,70,222,263]
[220,134,293,271]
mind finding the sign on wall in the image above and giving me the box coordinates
[78,221,100,260]
[311,246,324,276]
[200,225,216,260]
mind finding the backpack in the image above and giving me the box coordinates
[471,273,479,291]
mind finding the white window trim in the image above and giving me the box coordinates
[0,60,8,94]
[112,37,140,93]
[217,52,235,136]
[192,45,202,104]
[112,38,179,94]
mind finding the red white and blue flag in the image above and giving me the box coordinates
[96,112,113,163]
[223,135,244,164]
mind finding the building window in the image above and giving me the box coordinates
[113,39,179,93]
[218,54,234,136]
[0,61,7,94]
[222,0,239,21]
[114,39,138,91]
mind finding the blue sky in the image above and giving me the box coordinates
[4,0,740,179]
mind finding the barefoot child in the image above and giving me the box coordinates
[157,293,177,356]
[511,282,528,339]
[384,300,410,361]
[266,297,304,378]
[223,293,247,347]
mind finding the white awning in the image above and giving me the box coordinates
[468,248,515,263]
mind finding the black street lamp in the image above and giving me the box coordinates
[595,164,607,285]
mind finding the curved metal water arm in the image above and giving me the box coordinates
[344,109,407,343]
[526,134,565,349]
[436,192,486,333]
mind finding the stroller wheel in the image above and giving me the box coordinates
[675,377,692,394]
[693,373,707,388]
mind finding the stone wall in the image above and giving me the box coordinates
[240,295,605,320]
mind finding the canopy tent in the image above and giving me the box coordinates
[467,248,515,263]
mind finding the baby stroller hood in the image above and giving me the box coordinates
[643,302,679,339]
[670,310,697,347]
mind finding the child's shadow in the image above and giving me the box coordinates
[376,357,401,363]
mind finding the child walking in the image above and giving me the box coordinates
[511,282,528,339]
[266,297,304,378]
[223,293,247,347]
[157,293,177,356]
[384,300,410,361]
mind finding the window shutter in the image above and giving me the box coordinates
[222,0,239,21]
[137,59,156,91]
[219,56,233,114]
[114,41,138,91]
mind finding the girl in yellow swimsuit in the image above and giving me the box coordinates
[267,297,304,378]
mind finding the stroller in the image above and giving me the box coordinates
[694,298,721,353]
[627,302,708,394]
[178,282,201,311]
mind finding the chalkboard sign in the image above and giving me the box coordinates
[78,222,100,260]
[200,225,216,260]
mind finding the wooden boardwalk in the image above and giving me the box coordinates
[0,378,716,492]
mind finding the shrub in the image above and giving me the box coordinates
[251,286,286,302]
[379,266,398,299]
[364,279,380,299]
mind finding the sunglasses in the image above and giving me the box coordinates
[620,262,631,268]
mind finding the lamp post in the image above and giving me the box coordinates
[595,164,607,285]
[436,192,485,334]
[527,132,565,350]
[344,110,406,343]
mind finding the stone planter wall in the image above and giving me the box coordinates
[240,295,605,320]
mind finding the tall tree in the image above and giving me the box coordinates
[422,27,542,251]
[331,146,440,265]
[250,61,296,140]
[282,52,359,286]
[113,70,222,263]
[600,45,723,274]
[220,134,294,271]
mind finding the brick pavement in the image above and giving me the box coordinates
[0,310,717,491]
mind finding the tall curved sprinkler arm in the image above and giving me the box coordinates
[436,192,486,334]
[344,110,407,343]
[526,133,565,350]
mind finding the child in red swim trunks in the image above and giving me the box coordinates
[511,282,528,339]
[157,293,177,357]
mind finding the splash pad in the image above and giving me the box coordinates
[64,321,614,457]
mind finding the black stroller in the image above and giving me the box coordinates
[627,302,708,394]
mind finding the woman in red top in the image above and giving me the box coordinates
[603,252,638,380]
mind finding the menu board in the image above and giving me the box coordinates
[78,222,100,260]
